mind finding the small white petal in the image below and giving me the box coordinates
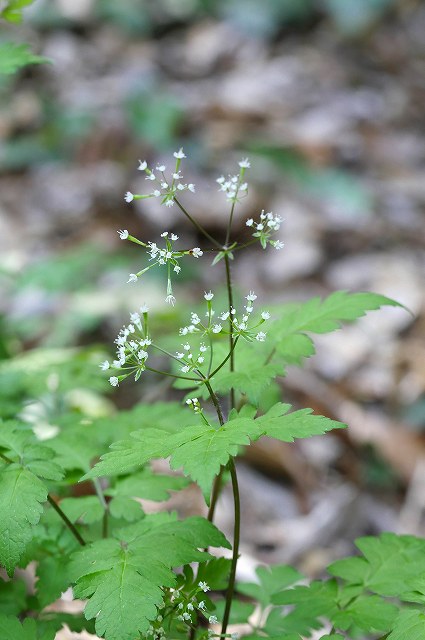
[117,229,129,239]
[124,192,134,203]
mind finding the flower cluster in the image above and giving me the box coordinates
[100,306,151,385]
[216,158,250,204]
[176,343,209,376]
[119,230,203,305]
[124,148,195,208]
[246,210,284,250]
[179,291,269,343]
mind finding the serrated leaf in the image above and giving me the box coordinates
[0,422,64,481]
[69,516,229,640]
[212,363,284,403]
[109,495,144,521]
[195,558,232,591]
[387,609,425,640]
[269,291,403,367]
[332,594,398,633]
[255,402,346,441]
[0,614,55,639]
[328,533,425,598]
[108,468,189,502]
[49,432,100,474]
[271,580,339,635]
[0,43,50,74]
[59,496,104,524]
[0,465,47,575]
[238,564,303,608]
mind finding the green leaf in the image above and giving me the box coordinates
[388,609,425,640]
[328,533,425,598]
[255,402,346,441]
[0,422,64,481]
[271,580,339,635]
[319,635,345,640]
[212,363,284,403]
[0,614,55,640]
[0,578,27,615]
[35,556,71,608]
[0,465,48,575]
[269,291,403,366]
[59,497,104,525]
[332,594,398,633]
[214,598,256,624]
[1,0,36,22]
[69,516,229,640]
[195,557,232,591]
[238,564,303,608]
[108,467,190,502]
[0,43,50,74]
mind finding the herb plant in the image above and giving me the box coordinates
[1,151,422,640]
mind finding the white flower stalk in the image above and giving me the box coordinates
[126,149,195,209]
[104,308,152,384]
[216,157,250,204]
[246,209,284,250]
[178,291,270,344]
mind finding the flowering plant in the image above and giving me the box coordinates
[0,150,418,640]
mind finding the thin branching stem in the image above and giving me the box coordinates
[221,458,240,636]
[174,197,222,249]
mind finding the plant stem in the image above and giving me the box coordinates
[0,452,86,547]
[47,496,86,546]
[174,197,222,249]
[224,254,235,409]
[92,477,109,539]
[221,458,240,637]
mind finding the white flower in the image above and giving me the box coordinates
[161,232,168,237]
[177,183,185,191]
[246,218,253,227]
[170,234,179,241]
[197,356,204,363]
[172,172,182,179]
[165,294,176,306]
[220,311,229,321]
[174,265,181,273]
[212,324,222,334]
[208,616,218,625]
[204,291,214,301]
[173,148,186,159]
[198,581,210,592]
[256,331,266,342]
[138,160,147,171]
[246,291,257,301]
[192,248,203,258]
[198,601,206,610]
[127,273,138,283]
[176,352,184,359]
[165,199,174,207]
[274,240,284,250]
[156,164,166,172]
[124,192,134,203]
[238,158,250,168]
[146,173,156,181]
[152,189,161,197]
[261,311,271,320]
[140,304,149,313]
[181,365,190,373]
[117,229,129,240]
[200,344,207,352]
[109,376,119,387]
[100,360,110,370]
[188,183,195,192]
[231,634,239,640]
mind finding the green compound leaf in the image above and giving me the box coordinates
[0,614,55,640]
[1,0,35,22]
[0,43,50,75]
[69,516,229,640]
[0,466,47,575]
[86,404,344,502]
[332,594,398,633]
[107,467,190,502]
[328,533,425,598]
[238,564,303,608]
[269,291,403,366]
[271,580,339,635]
[388,609,425,640]
[211,363,284,403]
[0,423,65,574]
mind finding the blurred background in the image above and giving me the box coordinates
[1,0,425,592]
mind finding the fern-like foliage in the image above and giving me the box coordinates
[69,515,230,640]
[85,403,345,502]
[0,422,63,575]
